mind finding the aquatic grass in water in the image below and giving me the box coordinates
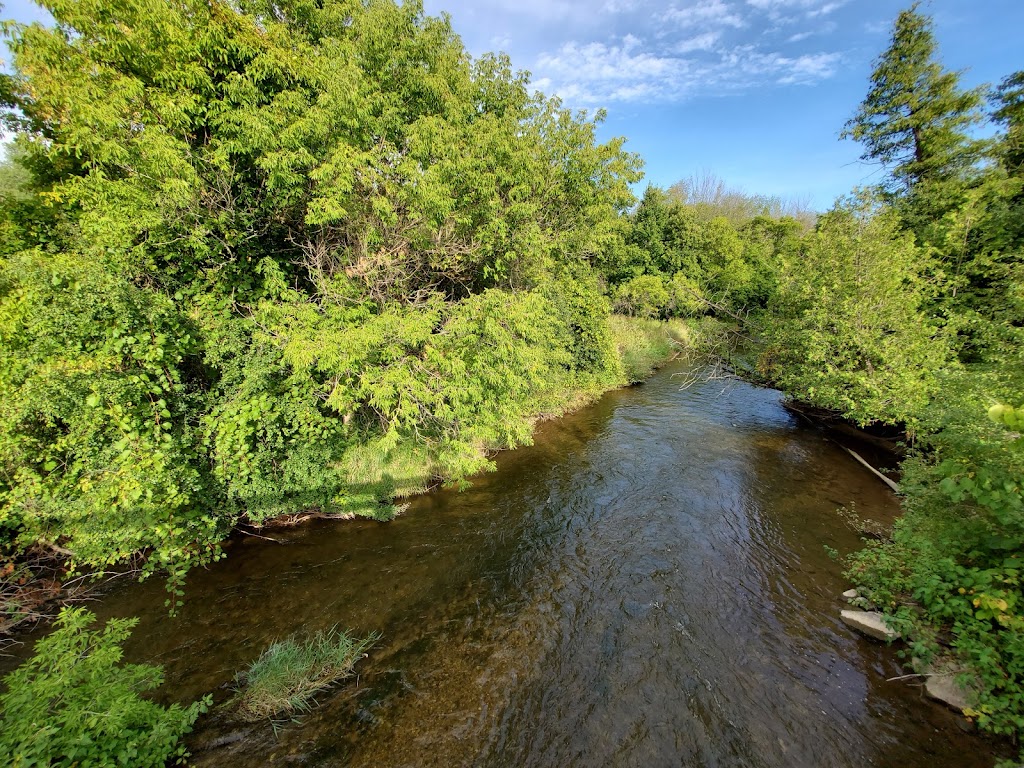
[235,627,378,723]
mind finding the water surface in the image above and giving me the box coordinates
[7,361,1000,766]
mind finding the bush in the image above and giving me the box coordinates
[234,627,378,723]
[756,202,949,427]
[668,271,709,317]
[0,607,209,767]
[612,274,671,318]
[846,397,1024,738]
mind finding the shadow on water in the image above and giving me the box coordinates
[1,360,1008,767]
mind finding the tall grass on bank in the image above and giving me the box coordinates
[609,315,691,383]
[234,627,378,724]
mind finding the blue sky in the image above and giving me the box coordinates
[418,0,1024,209]
[3,0,1022,210]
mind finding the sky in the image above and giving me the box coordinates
[2,0,1023,210]
[416,0,1024,209]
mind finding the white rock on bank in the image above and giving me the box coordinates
[840,609,900,641]
[911,659,977,713]
[925,673,972,712]
[842,588,859,599]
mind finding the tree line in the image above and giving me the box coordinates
[0,0,663,597]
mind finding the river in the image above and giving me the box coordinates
[3,359,1002,766]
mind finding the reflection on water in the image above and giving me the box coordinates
[2,361,1003,766]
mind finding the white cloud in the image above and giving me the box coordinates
[744,0,845,21]
[785,20,836,43]
[675,31,722,53]
[746,0,816,8]
[603,0,642,12]
[490,35,512,51]
[485,0,585,21]
[808,2,845,18]
[662,0,745,29]
[535,40,695,103]
[534,34,840,104]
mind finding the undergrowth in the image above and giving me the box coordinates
[609,315,690,383]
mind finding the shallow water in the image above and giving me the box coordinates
[3,361,1002,766]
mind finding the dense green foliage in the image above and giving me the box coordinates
[0,607,209,766]
[234,626,377,723]
[757,197,949,428]
[600,184,803,320]
[0,0,653,585]
[762,4,1023,745]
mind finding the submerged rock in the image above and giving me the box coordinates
[840,609,900,641]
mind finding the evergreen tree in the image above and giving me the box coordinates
[841,3,984,193]
[992,71,1024,176]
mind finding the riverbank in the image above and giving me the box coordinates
[0,315,694,639]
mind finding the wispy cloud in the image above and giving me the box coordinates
[785,20,836,43]
[534,34,840,104]
[534,37,684,103]
[745,0,846,22]
[423,0,849,107]
[808,2,845,18]
[661,0,746,28]
[675,31,722,53]
[602,0,642,12]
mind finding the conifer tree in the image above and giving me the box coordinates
[992,71,1024,176]
[841,3,983,193]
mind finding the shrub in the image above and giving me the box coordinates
[0,607,209,767]
[608,315,689,382]
[612,274,671,318]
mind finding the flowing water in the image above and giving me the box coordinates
[3,360,1003,766]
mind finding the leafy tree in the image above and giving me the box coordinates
[0,0,642,581]
[757,195,949,427]
[992,71,1024,176]
[612,274,671,318]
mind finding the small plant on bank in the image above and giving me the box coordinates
[234,627,378,724]
[0,607,210,767]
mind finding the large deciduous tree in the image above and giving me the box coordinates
[0,0,641,583]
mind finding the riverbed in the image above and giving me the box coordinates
[3,360,1001,766]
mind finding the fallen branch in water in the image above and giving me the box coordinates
[842,446,900,493]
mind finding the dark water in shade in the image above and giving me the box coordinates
[1,360,1005,767]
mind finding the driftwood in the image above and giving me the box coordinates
[842,445,900,493]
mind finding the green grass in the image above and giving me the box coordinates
[609,315,691,383]
[234,627,378,724]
